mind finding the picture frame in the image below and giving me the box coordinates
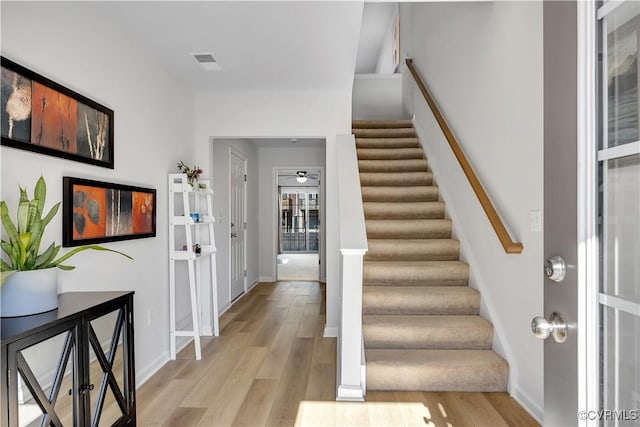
[1,56,114,169]
[63,177,156,247]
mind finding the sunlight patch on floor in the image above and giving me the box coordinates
[295,400,450,427]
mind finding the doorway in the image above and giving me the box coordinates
[276,170,320,281]
[230,150,247,301]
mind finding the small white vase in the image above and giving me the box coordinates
[1,268,59,317]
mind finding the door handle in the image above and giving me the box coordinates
[231,232,237,238]
[531,312,567,343]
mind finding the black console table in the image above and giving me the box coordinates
[1,291,135,427]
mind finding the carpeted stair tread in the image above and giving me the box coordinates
[362,286,480,315]
[365,239,460,261]
[363,202,445,219]
[363,260,469,286]
[356,120,508,393]
[353,119,413,129]
[366,219,452,239]
[365,349,508,391]
[363,315,494,350]
[359,172,433,187]
[357,148,424,160]
[358,159,429,173]
[356,138,421,149]
[361,186,439,202]
[353,128,417,138]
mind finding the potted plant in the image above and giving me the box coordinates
[177,161,203,186]
[1,176,132,317]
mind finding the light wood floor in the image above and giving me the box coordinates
[136,281,540,427]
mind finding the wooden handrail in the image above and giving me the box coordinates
[406,58,523,254]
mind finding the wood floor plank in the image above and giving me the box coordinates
[174,336,229,381]
[305,336,336,401]
[365,393,405,427]
[284,295,308,322]
[437,392,510,427]
[180,333,255,408]
[255,321,299,379]
[231,379,280,427]
[297,303,321,338]
[162,407,206,426]
[138,379,196,425]
[197,347,268,426]
[394,391,440,427]
[251,307,288,348]
[483,392,540,427]
[265,338,315,427]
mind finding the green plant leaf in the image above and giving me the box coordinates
[0,270,16,286]
[56,264,75,271]
[51,245,133,268]
[41,202,60,228]
[1,201,21,249]
[33,176,47,218]
[34,243,60,269]
[1,240,18,266]
[0,259,13,271]
[17,199,30,234]
[18,186,28,203]
[26,217,42,252]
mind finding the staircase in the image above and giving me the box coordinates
[352,119,509,392]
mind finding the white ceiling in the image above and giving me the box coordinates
[95,1,364,92]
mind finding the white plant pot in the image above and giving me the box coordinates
[1,268,59,317]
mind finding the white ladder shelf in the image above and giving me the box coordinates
[168,173,219,360]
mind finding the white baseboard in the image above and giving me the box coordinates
[511,387,543,424]
[259,276,275,282]
[336,384,365,401]
[136,350,169,388]
[323,326,338,338]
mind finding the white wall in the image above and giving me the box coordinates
[400,2,544,420]
[352,74,405,120]
[1,2,195,384]
[210,139,259,313]
[256,145,326,282]
[375,4,399,74]
[194,91,352,336]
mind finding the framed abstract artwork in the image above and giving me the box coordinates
[63,177,156,247]
[1,56,114,169]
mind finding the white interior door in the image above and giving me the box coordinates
[230,151,246,301]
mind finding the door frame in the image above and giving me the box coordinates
[272,166,325,282]
[229,147,248,301]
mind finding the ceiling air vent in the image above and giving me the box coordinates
[190,53,220,71]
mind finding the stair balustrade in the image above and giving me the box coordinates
[335,134,368,401]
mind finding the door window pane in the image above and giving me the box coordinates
[605,4,639,147]
[601,306,640,425]
[604,154,640,303]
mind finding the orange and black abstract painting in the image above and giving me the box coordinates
[1,57,114,168]
[64,177,155,247]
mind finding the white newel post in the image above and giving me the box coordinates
[337,250,366,401]
[335,134,368,401]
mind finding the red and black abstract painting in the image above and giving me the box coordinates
[63,177,155,247]
[1,57,114,169]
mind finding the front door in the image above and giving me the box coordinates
[542,2,640,426]
[542,2,580,425]
[230,151,246,301]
